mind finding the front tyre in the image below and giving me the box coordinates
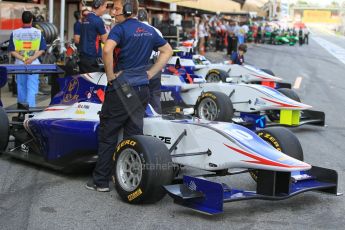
[113,136,173,204]
[250,127,304,181]
[0,107,9,152]
[195,91,234,122]
[206,69,228,82]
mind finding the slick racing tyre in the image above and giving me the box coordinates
[33,22,58,44]
[267,88,301,122]
[195,91,234,122]
[0,107,9,152]
[205,69,228,82]
[113,135,174,204]
[260,69,275,76]
[250,127,304,181]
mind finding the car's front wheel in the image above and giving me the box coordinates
[0,107,9,153]
[250,127,304,181]
[206,69,228,82]
[195,91,234,122]
[113,135,174,204]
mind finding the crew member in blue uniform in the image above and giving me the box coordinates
[229,43,247,65]
[78,0,108,73]
[8,11,47,108]
[138,8,163,114]
[86,0,173,192]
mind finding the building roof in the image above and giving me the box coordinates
[155,0,244,13]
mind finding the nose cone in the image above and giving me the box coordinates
[261,96,313,110]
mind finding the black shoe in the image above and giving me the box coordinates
[85,180,110,192]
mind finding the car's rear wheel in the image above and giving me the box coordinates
[206,69,228,82]
[0,107,9,152]
[267,88,301,122]
[195,91,234,122]
[250,127,304,181]
[113,135,174,204]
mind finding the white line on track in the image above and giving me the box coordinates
[293,77,303,89]
[312,36,345,65]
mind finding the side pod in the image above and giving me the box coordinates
[164,166,339,215]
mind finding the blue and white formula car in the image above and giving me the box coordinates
[160,73,325,129]
[0,66,340,215]
[168,48,290,88]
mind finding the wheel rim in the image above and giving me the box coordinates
[198,98,218,121]
[116,148,143,192]
[207,73,221,82]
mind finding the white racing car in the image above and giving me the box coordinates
[167,48,291,88]
[160,73,325,129]
[0,66,339,215]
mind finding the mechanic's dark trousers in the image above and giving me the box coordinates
[304,34,309,45]
[227,36,238,55]
[299,36,303,46]
[78,55,100,74]
[93,77,149,188]
[147,62,162,114]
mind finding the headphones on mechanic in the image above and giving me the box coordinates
[138,8,148,22]
[92,0,103,9]
[122,0,133,17]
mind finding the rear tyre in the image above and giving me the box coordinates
[0,107,9,152]
[195,91,234,122]
[267,88,301,122]
[206,69,228,82]
[113,136,174,204]
[250,127,304,181]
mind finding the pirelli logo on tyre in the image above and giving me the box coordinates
[208,69,220,75]
[128,188,143,201]
[116,140,137,154]
[199,93,217,101]
[257,132,282,152]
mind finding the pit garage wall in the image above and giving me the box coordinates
[0,2,46,43]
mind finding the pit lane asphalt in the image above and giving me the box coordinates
[1,30,345,230]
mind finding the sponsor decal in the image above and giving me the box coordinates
[134,27,153,37]
[77,104,90,109]
[188,180,197,191]
[116,140,137,152]
[63,79,79,102]
[161,92,174,102]
[254,98,266,106]
[147,135,172,144]
[257,132,282,151]
[208,69,220,75]
[199,92,216,101]
[75,109,85,115]
[128,188,143,201]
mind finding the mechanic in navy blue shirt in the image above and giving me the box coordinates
[86,0,173,192]
[77,0,108,73]
[73,8,90,47]
[230,43,247,65]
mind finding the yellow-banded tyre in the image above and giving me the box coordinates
[250,127,304,181]
[113,135,174,204]
[0,107,9,152]
[206,69,228,82]
[195,91,234,122]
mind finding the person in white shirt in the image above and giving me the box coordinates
[198,18,207,54]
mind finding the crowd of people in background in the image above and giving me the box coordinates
[193,16,311,60]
